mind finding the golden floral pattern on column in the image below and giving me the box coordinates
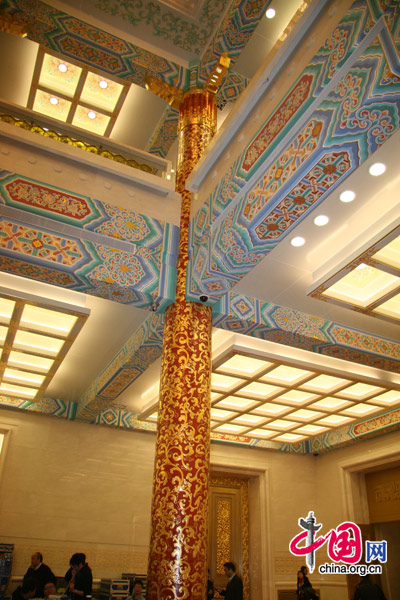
[147,88,216,600]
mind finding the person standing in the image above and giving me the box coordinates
[353,575,386,600]
[207,569,215,600]
[23,552,56,598]
[67,553,92,600]
[299,566,318,599]
[218,562,243,600]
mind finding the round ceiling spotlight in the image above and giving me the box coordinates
[314,214,329,226]
[99,79,108,89]
[369,162,386,176]
[58,63,67,73]
[265,7,276,18]
[290,236,305,247]
[88,110,96,119]
[49,96,58,105]
[340,190,356,203]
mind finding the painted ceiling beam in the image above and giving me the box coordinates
[186,0,400,302]
[76,311,164,419]
[0,169,179,310]
[213,291,400,373]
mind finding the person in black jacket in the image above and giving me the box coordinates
[207,569,215,600]
[67,553,92,600]
[12,578,37,600]
[218,562,243,600]
[23,553,56,598]
[353,575,386,600]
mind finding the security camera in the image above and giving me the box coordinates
[199,295,209,303]
[150,302,159,312]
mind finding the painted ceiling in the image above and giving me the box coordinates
[0,0,399,454]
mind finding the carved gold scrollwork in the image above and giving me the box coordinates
[216,499,231,574]
[0,114,156,174]
[210,476,250,600]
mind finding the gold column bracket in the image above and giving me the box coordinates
[0,12,29,37]
[145,76,184,109]
[204,53,231,94]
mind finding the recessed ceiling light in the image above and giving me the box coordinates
[290,236,305,247]
[369,162,386,176]
[58,63,67,73]
[266,7,276,18]
[340,190,356,203]
[88,110,96,119]
[49,96,58,105]
[99,79,108,89]
[314,215,329,226]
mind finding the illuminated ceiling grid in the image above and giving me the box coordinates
[0,290,89,403]
[28,49,129,136]
[140,352,400,443]
[310,229,400,323]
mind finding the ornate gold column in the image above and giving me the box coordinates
[146,89,216,600]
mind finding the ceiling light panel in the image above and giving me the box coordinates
[336,382,384,400]
[368,390,400,406]
[32,90,71,121]
[260,364,313,385]
[81,72,124,112]
[211,373,243,392]
[72,105,110,135]
[139,348,400,445]
[373,293,400,320]
[372,235,400,269]
[29,49,129,138]
[0,298,16,322]
[299,374,350,392]
[216,354,271,377]
[309,228,400,323]
[0,289,89,403]
[40,54,82,97]
[214,395,259,411]
[322,264,399,307]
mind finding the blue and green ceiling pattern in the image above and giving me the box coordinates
[0,170,179,309]
[187,0,400,302]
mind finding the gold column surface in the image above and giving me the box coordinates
[146,88,217,600]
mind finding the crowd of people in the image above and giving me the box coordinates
[11,552,387,600]
[11,552,146,600]
[11,552,93,600]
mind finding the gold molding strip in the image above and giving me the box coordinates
[0,114,157,175]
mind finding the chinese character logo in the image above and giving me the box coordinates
[289,511,362,572]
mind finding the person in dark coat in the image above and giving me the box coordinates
[67,553,92,600]
[12,577,37,600]
[207,569,215,600]
[353,575,386,600]
[23,553,56,598]
[218,562,243,600]
[298,566,318,599]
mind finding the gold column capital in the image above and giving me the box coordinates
[145,76,184,109]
